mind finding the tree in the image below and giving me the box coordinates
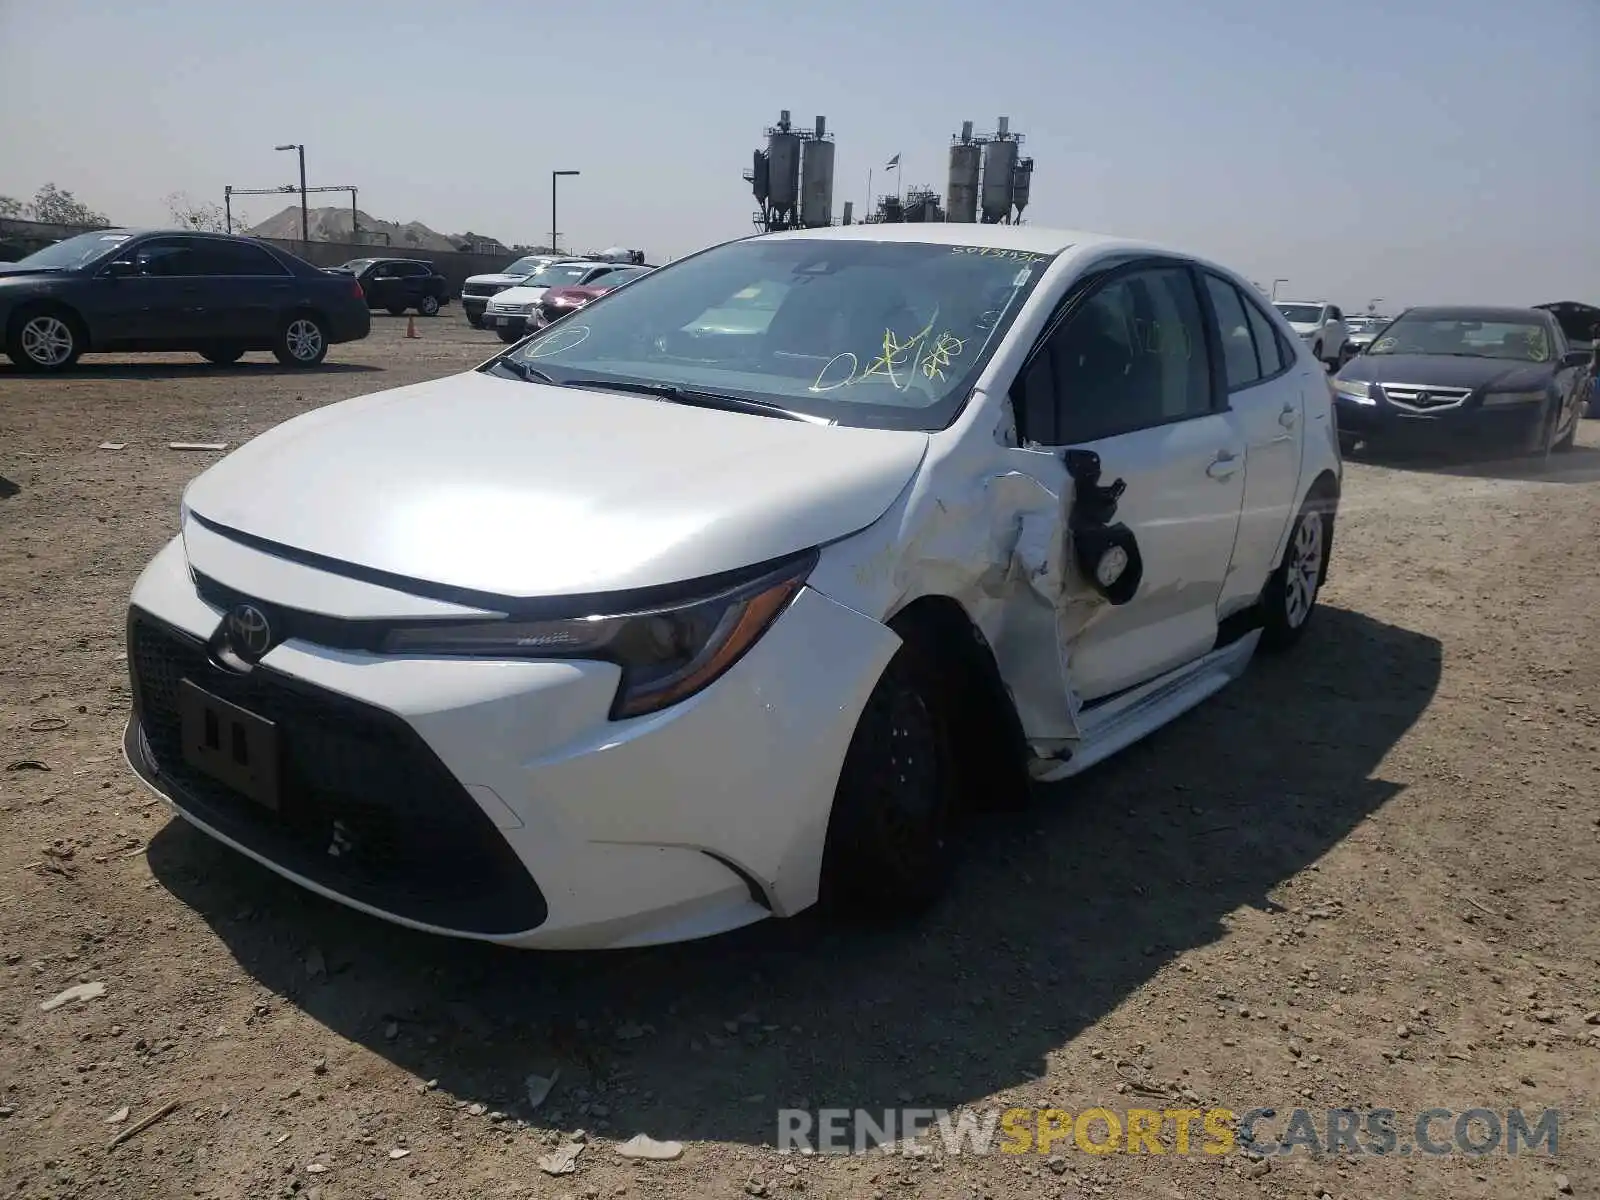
[29,183,108,227]
[0,195,23,220]
[165,192,235,233]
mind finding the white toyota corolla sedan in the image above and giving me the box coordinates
[124,224,1342,950]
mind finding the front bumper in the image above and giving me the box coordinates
[461,294,500,318]
[1334,390,1546,452]
[122,535,898,949]
[483,309,534,334]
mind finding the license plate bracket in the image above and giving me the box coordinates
[178,679,282,811]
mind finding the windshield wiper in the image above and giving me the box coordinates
[491,358,555,383]
[561,378,811,422]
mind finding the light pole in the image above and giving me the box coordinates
[1368,297,1385,314]
[551,169,579,254]
[1271,278,1289,301]
[275,143,308,245]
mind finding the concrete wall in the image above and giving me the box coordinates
[0,218,531,297]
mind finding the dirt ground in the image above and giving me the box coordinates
[2,315,1598,1200]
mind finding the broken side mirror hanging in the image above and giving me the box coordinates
[1063,449,1143,606]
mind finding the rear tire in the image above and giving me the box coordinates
[201,347,244,366]
[418,295,441,317]
[1259,489,1335,653]
[819,646,956,918]
[6,307,85,371]
[274,313,329,367]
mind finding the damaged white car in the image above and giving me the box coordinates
[123,225,1342,950]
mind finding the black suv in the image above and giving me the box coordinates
[0,229,371,371]
[333,258,450,317]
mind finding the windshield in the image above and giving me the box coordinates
[523,263,599,288]
[1275,303,1325,324]
[597,266,649,287]
[1367,315,1553,362]
[9,230,133,271]
[505,256,552,276]
[337,259,377,273]
[499,237,1054,431]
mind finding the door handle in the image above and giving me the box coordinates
[1206,451,1240,480]
[1278,403,1298,428]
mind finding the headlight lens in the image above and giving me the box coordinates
[1481,389,1546,407]
[380,553,815,718]
[1332,379,1372,402]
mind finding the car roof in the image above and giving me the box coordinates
[755,222,1127,256]
[1274,299,1330,306]
[1401,305,1554,323]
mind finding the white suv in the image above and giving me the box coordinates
[1274,301,1349,369]
[123,225,1342,950]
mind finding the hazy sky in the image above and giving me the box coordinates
[3,0,1595,308]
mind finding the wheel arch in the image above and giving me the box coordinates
[882,592,1033,813]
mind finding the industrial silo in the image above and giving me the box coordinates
[799,116,835,228]
[947,121,981,224]
[767,113,802,217]
[1011,157,1034,221]
[980,136,1019,223]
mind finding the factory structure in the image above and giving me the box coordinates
[743,113,1034,228]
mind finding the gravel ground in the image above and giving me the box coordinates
[2,315,1598,1200]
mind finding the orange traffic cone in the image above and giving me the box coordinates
[405,315,419,339]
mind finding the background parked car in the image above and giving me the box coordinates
[484,260,640,342]
[1343,314,1391,354]
[460,254,564,328]
[0,229,370,371]
[1533,301,1600,416]
[328,258,450,317]
[1273,300,1349,369]
[1330,305,1589,456]
[534,264,653,328]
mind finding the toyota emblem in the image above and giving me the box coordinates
[226,603,273,659]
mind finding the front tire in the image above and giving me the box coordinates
[497,329,522,344]
[385,304,407,317]
[819,647,956,918]
[201,346,244,366]
[467,313,485,329]
[6,308,84,371]
[1259,491,1334,653]
[274,313,329,367]
[418,295,441,317]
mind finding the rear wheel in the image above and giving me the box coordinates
[819,646,956,918]
[418,295,441,317]
[1259,490,1334,653]
[201,346,244,365]
[6,308,84,371]
[274,313,329,367]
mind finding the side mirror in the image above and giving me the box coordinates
[1561,349,1590,368]
[103,259,139,279]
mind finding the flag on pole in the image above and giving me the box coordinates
[885,154,900,170]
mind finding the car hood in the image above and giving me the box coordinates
[1285,321,1320,336]
[465,272,534,289]
[181,370,928,599]
[1338,353,1555,390]
[489,284,553,305]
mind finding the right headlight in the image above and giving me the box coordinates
[380,552,815,719]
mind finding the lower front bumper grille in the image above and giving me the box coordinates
[127,612,548,937]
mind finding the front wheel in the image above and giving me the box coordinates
[6,309,84,371]
[466,313,484,329]
[274,314,329,367]
[418,295,441,317]
[496,328,522,344]
[819,647,956,918]
[385,304,407,317]
[201,346,244,366]
[1258,493,1333,653]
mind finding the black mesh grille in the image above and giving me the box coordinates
[128,611,547,936]
[462,282,510,298]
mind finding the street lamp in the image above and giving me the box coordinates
[1271,278,1289,301]
[275,143,308,245]
[1368,297,1385,314]
[551,170,579,254]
